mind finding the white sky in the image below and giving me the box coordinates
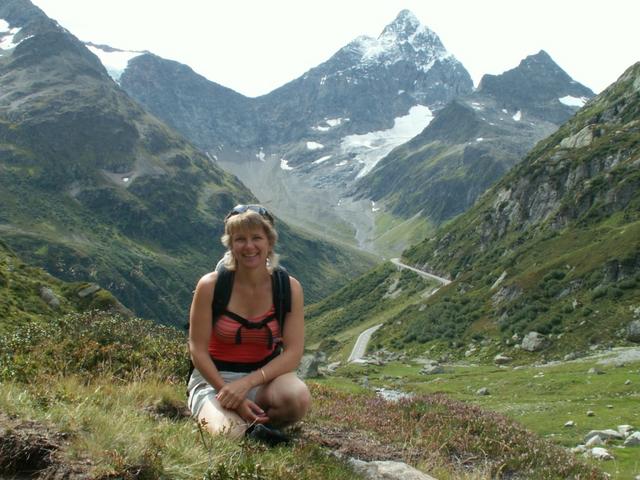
[30,0,640,97]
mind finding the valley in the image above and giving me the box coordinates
[0,1,639,478]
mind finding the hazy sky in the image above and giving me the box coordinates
[30,0,640,97]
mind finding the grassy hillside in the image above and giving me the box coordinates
[0,309,609,480]
[387,63,640,360]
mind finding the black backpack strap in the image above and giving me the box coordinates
[272,267,291,335]
[212,267,234,321]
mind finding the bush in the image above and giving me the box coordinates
[0,311,187,383]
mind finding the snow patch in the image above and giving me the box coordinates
[398,89,405,95]
[476,138,484,142]
[341,105,433,179]
[86,44,144,82]
[312,155,332,165]
[371,201,380,213]
[306,141,324,150]
[559,95,587,107]
[0,19,26,50]
[335,160,348,167]
[502,109,508,114]
[256,149,266,162]
[312,118,346,132]
[471,102,484,110]
[280,159,294,171]
[512,111,522,121]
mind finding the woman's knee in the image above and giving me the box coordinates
[271,377,311,419]
[198,400,245,439]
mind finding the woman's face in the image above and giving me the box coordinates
[230,226,271,270]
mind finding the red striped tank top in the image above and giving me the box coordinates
[208,305,281,366]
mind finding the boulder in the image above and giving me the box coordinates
[618,425,634,437]
[624,432,640,446]
[585,435,603,447]
[476,387,490,396]
[494,353,512,365]
[564,420,575,428]
[349,459,437,480]
[297,351,325,379]
[420,364,444,375]
[39,286,60,308]
[627,320,640,343]
[585,447,614,460]
[521,331,547,352]
[584,429,624,443]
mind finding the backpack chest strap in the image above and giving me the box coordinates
[223,311,277,348]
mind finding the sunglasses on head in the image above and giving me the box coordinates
[225,204,274,225]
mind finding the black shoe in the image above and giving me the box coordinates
[245,423,290,446]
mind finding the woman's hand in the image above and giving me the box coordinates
[215,377,253,410]
[236,399,269,425]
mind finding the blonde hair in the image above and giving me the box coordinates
[220,210,279,271]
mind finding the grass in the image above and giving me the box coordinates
[331,352,640,479]
[0,309,613,479]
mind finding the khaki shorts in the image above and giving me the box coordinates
[187,368,260,417]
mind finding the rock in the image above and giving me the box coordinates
[39,286,60,308]
[564,420,575,428]
[297,351,325,379]
[560,125,595,149]
[584,430,624,443]
[618,425,634,437]
[348,459,437,480]
[324,361,341,374]
[476,387,490,396]
[627,320,640,343]
[563,352,579,361]
[77,284,101,298]
[494,353,512,365]
[586,410,595,417]
[588,368,605,375]
[571,445,587,454]
[624,432,640,446]
[585,447,614,460]
[420,364,444,375]
[521,331,547,352]
[585,435,603,447]
[625,379,632,385]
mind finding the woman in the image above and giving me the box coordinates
[187,204,310,442]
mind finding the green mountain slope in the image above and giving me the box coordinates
[309,63,640,361]
[396,62,640,357]
[0,239,126,332]
[0,0,373,324]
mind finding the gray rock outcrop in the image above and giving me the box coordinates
[39,286,60,308]
[349,459,437,480]
[521,331,547,352]
[297,351,326,379]
[627,320,640,343]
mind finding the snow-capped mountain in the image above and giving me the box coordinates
[115,10,472,249]
[353,51,595,227]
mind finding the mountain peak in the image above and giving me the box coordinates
[383,9,421,36]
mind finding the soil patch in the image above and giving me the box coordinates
[0,413,90,479]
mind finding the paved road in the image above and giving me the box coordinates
[348,323,383,363]
[390,258,451,285]
[347,259,451,363]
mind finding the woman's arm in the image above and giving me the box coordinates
[188,272,225,391]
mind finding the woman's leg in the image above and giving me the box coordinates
[255,372,311,427]
[197,396,247,439]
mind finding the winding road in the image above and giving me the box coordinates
[347,259,451,363]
